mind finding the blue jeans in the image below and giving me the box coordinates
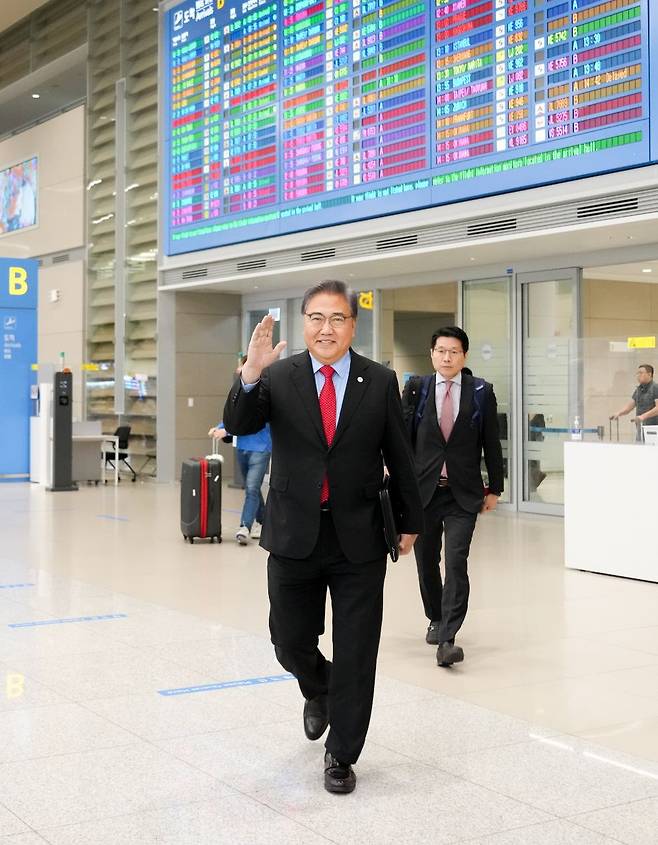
[236,449,270,530]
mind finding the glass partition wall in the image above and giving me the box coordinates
[581,269,658,446]
[518,271,581,513]
[462,278,512,503]
[462,270,581,514]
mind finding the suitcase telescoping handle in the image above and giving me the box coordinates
[206,437,224,462]
[609,417,620,442]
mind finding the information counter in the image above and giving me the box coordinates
[564,442,657,583]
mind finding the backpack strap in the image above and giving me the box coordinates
[471,377,487,435]
[414,375,433,436]
[403,374,433,446]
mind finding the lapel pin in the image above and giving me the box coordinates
[357,376,363,383]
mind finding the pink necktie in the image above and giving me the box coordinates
[319,365,336,503]
[440,380,453,477]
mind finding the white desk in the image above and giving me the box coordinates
[72,436,104,484]
[564,441,658,582]
[71,435,120,485]
[99,436,121,485]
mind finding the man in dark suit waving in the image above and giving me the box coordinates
[402,327,503,668]
[223,280,423,794]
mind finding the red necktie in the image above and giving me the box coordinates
[439,380,454,477]
[319,365,336,503]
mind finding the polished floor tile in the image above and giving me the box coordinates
[0,805,31,837]
[83,685,294,742]
[571,796,658,845]
[459,674,658,735]
[158,721,430,795]
[0,702,134,763]
[12,648,218,702]
[1,481,658,843]
[253,764,551,845]
[0,743,231,829]
[437,734,658,817]
[460,818,621,844]
[38,796,333,845]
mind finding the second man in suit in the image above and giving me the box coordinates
[402,326,503,668]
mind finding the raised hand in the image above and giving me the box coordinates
[241,314,287,384]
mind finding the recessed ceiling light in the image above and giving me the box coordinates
[642,268,652,273]
[31,93,40,99]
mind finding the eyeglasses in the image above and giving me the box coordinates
[305,312,353,327]
[432,348,463,358]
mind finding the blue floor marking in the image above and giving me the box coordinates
[0,583,35,590]
[158,673,295,697]
[97,514,130,522]
[9,613,128,628]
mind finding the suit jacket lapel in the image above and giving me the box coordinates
[425,375,445,444]
[330,350,371,450]
[291,352,326,445]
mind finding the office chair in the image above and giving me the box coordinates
[103,425,137,482]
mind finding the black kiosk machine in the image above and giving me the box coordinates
[48,370,78,492]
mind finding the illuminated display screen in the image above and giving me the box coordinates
[163,0,656,256]
[0,157,38,236]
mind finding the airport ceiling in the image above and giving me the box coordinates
[0,0,51,32]
[0,45,86,139]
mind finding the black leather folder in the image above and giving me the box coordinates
[379,475,399,562]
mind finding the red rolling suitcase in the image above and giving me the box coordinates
[180,455,222,543]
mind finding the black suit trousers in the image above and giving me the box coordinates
[413,486,478,643]
[267,511,386,765]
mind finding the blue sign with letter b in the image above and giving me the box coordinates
[0,258,38,479]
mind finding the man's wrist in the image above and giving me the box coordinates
[240,367,260,386]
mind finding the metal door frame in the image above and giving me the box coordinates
[241,299,289,359]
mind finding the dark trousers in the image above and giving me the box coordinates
[267,512,386,765]
[414,486,478,644]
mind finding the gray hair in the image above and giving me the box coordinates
[301,280,358,318]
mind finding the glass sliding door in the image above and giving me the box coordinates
[518,270,581,513]
[462,278,512,503]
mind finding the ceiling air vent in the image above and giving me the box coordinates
[237,258,267,272]
[181,267,208,280]
[577,197,639,219]
[52,253,70,264]
[300,247,336,262]
[467,218,517,237]
[375,233,418,251]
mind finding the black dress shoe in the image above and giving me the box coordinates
[324,751,356,794]
[303,694,329,740]
[425,621,441,645]
[436,641,464,667]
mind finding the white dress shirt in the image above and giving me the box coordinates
[434,371,462,425]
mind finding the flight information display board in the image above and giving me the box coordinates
[163,0,656,256]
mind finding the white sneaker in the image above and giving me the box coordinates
[251,522,262,539]
[236,526,250,545]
